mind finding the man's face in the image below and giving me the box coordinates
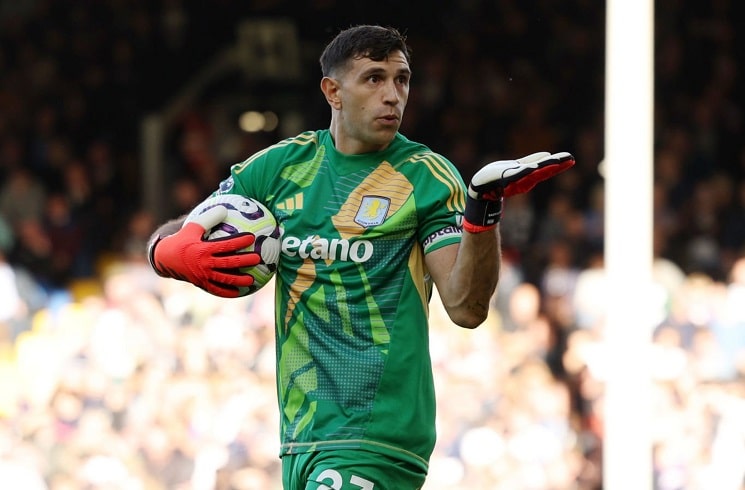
[332,50,411,153]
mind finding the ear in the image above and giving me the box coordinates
[320,77,342,110]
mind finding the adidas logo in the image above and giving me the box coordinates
[276,193,304,214]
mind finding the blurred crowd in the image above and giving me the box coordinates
[1,0,744,489]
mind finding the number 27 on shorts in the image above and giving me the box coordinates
[315,469,375,490]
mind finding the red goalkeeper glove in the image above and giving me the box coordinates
[463,151,575,233]
[148,206,262,298]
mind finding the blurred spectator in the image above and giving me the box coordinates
[0,250,26,342]
[119,208,157,263]
[9,219,55,290]
[0,167,46,230]
[43,193,90,282]
[0,1,743,489]
[170,176,205,218]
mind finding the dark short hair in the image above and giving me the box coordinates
[319,25,411,77]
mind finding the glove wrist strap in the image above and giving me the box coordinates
[147,234,168,277]
[463,195,503,233]
[463,220,498,233]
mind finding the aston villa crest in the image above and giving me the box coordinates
[355,196,391,227]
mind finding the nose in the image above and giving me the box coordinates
[382,80,399,105]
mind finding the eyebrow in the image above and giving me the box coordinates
[360,66,412,78]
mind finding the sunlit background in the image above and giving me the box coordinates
[0,1,744,489]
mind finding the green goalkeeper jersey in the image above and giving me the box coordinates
[219,130,466,471]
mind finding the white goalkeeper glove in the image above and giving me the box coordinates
[463,151,575,233]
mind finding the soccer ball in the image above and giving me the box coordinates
[185,193,281,296]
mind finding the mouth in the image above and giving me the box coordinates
[377,114,400,125]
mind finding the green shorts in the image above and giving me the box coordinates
[282,449,427,490]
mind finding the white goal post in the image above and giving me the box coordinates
[603,0,654,489]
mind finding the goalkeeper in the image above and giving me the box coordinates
[147,25,574,490]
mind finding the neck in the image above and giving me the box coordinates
[329,118,392,155]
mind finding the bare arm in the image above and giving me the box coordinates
[426,226,501,329]
[432,150,574,327]
[148,215,187,244]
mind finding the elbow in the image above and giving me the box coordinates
[449,306,489,329]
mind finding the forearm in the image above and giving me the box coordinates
[439,227,501,328]
[434,151,573,328]
[150,216,187,242]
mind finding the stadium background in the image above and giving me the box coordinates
[0,1,744,489]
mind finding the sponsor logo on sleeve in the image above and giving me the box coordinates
[422,225,462,250]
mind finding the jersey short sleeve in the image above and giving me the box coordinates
[405,150,466,255]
